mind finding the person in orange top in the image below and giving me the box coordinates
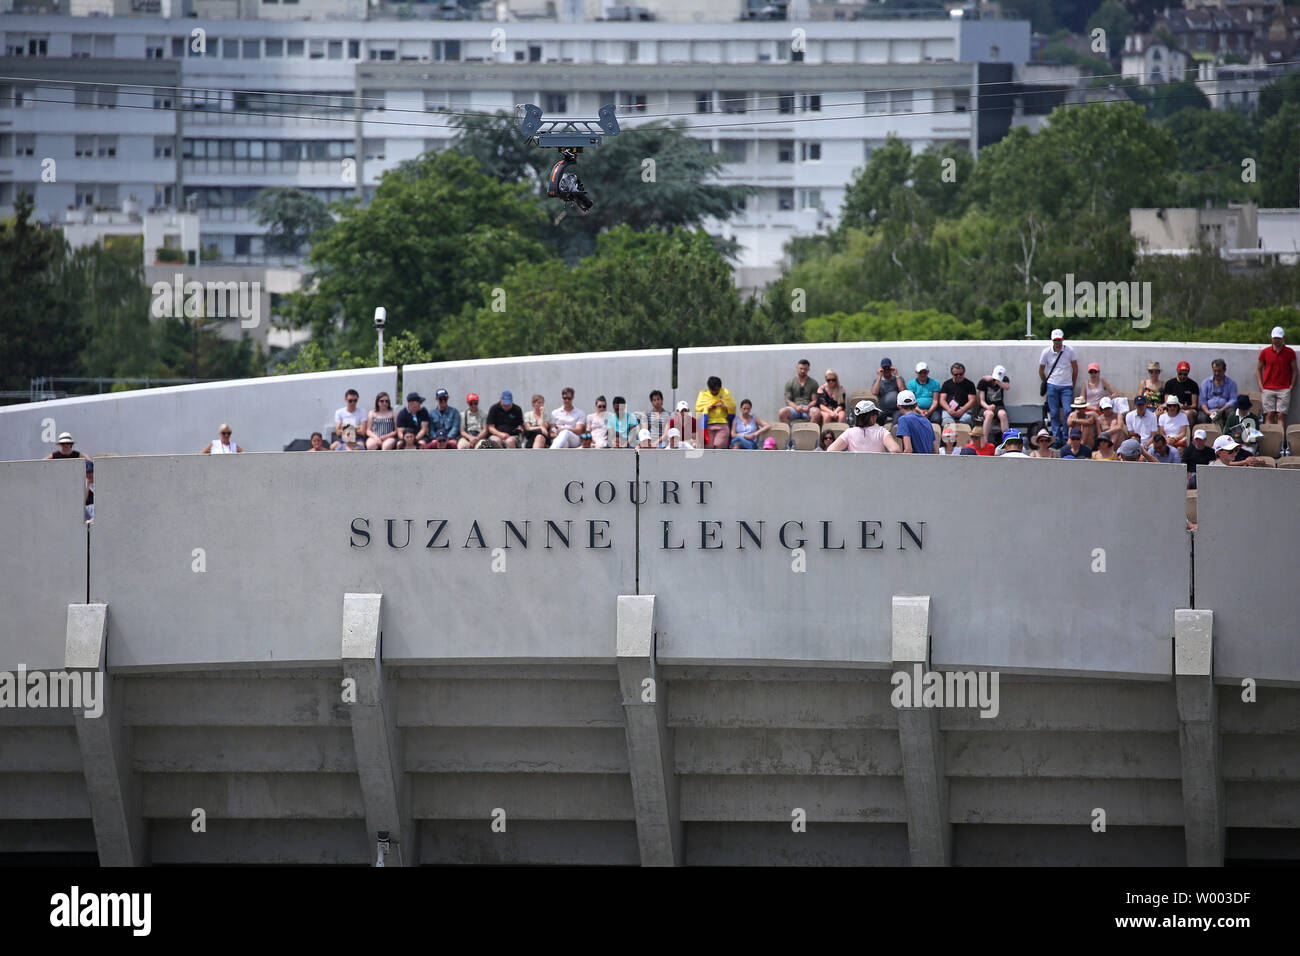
[695,376,736,450]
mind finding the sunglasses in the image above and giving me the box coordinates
[221,431,231,436]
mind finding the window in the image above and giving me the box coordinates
[287,40,305,58]
[954,90,970,112]
[543,92,568,113]
[93,35,113,57]
[155,185,174,207]
[864,139,885,161]
[777,139,794,163]
[96,87,117,109]
[802,94,821,112]
[75,184,95,207]
[154,136,174,159]
[243,40,261,59]
[695,91,712,113]
[14,134,35,157]
[514,50,526,62]
[800,142,821,162]
[147,37,166,59]
[266,39,283,57]
[778,92,794,114]
[443,40,460,61]
[75,88,95,109]
[349,40,361,59]
[792,49,804,62]
[234,140,248,159]
[774,40,789,62]
[72,35,92,58]
[75,135,95,158]
[890,90,913,113]
[801,188,821,210]
[250,141,265,159]
[329,41,343,60]
[97,135,118,158]
[719,140,747,163]
[530,44,543,63]
[865,90,887,114]
[362,89,384,111]
[153,89,174,110]
[310,40,325,60]
[777,188,794,211]
[720,91,747,113]
[627,41,638,62]
[172,38,186,58]
[29,36,49,56]
[222,38,239,59]
[364,139,386,161]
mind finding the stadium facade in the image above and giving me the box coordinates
[0,341,1297,866]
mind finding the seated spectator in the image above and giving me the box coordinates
[965,426,995,456]
[828,400,900,453]
[643,390,671,444]
[457,393,488,449]
[523,394,550,448]
[871,357,905,423]
[586,395,610,448]
[780,359,817,424]
[1066,396,1100,448]
[396,393,432,450]
[366,393,399,450]
[486,391,525,449]
[1157,394,1190,449]
[695,376,737,449]
[1198,358,1237,425]
[1223,394,1258,438]
[730,399,770,449]
[666,400,701,448]
[999,429,1029,457]
[427,388,461,450]
[1236,427,1268,462]
[84,459,94,522]
[548,388,586,450]
[958,446,978,456]
[1165,361,1198,423]
[976,366,1010,438]
[939,362,978,426]
[661,427,687,450]
[818,429,837,451]
[1148,432,1179,463]
[637,428,654,450]
[1078,362,1115,409]
[1137,362,1164,407]
[1125,395,1159,448]
[1117,438,1144,461]
[333,389,368,443]
[810,370,847,425]
[1210,434,1264,467]
[907,362,942,423]
[46,432,85,460]
[1029,430,1059,458]
[1059,428,1092,459]
[608,396,639,448]
[894,390,936,453]
[1092,433,1117,460]
[1096,397,1125,447]
[308,432,328,452]
[938,424,959,455]
[334,426,366,451]
[580,431,595,449]
[202,425,243,454]
[1182,429,1215,487]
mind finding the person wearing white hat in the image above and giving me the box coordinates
[828,399,900,453]
[1182,429,1215,488]
[906,361,942,424]
[636,428,654,449]
[1256,325,1297,449]
[976,364,1011,440]
[894,390,937,453]
[1209,434,1262,467]
[1096,396,1125,448]
[661,427,692,450]
[1157,394,1190,449]
[1038,328,1078,447]
[664,399,701,448]
[45,432,85,461]
[201,425,243,454]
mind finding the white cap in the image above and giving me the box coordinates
[57,432,74,443]
[1051,328,1064,340]
[1193,428,1207,441]
[915,361,928,373]
[664,427,681,439]
[1164,394,1180,405]
[897,389,917,407]
[1272,325,1285,339]
[853,398,877,416]
[1213,435,1239,452]
[1099,397,1113,409]
[992,365,1007,379]
[637,428,651,442]
[675,400,689,412]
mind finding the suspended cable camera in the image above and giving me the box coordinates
[517,103,620,214]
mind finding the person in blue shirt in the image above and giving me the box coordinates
[607,396,639,448]
[426,388,461,450]
[894,390,936,453]
[906,361,942,424]
[1198,358,1238,425]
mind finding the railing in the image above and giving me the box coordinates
[26,376,227,402]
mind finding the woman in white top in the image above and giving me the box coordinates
[201,424,243,454]
[522,394,550,449]
[586,396,610,449]
[828,400,901,453]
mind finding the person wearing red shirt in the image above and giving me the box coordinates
[1257,326,1298,448]
[964,426,996,455]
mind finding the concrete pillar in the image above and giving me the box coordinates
[1174,608,1224,867]
[65,603,147,867]
[616,594,683,867]
[341,593,414,866]
[891,595,952,867]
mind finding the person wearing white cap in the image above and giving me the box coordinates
[664,399,701,448]
[894,390,937,453]
[975,365,1012,442]
[906,361,942,424]
[1096,396,1125,448]
[1256,325,1297,449]
[828,399,900,453]
[1182,429,1215,488]
[45,432,86,461]
[1038,328,1078,447]
[1157,394,1190,449]
[201,425,243,454]
[661,427,691,450]
[636,428,654,449]
[1209,434,1262,467]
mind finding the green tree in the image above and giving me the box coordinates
[63,238,154,380]
[838,137,913,234]
[1162,107,1258,207]
[1257,71,1300,121]
[1135,81,1209,121]
[151,313,259,381]
[283,150,553,358]
[803,302,988,343]
[1259,102,1300,208]
[450,110,544,185]
[250,187,335,256]
[1086,0,1133,59]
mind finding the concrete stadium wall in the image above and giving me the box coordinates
[1194,466,1300,685]
[0,367,397,461]
[0,461,87,671]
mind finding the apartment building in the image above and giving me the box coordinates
[1,13,1029,286]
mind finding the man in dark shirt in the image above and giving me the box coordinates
[1182,428,1215,488]
[486,390,525,448]
[1164,361,1199,420]
[1059,427,1092,459]
[939,362,978,426]
[396,392,432,449]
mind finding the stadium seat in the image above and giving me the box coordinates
[1287,424,1300,445]
[1276,457,1300,469]
[954,423,972,445]
[792,422,821,450]
[931,423,941,441]
[848,390,873,409]
[766,423,791,448]
[1186,491,1197,525]
[1198,423,1222,443]
[1258,425,1284,458]
[822,422,848,442]
[1256,458,1277,468]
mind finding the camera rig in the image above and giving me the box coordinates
[518,103,620,213]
